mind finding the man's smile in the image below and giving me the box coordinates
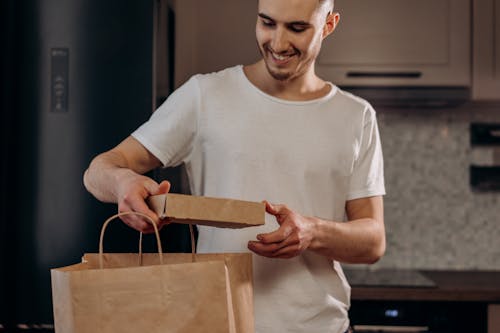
[267,48,297,65]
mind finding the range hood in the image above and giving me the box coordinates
[316,0,471,107]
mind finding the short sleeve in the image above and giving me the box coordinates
[347,107,385,200]
[132,76,200,167]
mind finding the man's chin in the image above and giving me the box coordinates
[270,72,291,81]
[266,65,292,81]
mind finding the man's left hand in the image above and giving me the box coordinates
[248,201,316,259]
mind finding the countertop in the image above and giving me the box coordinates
[344,269,500,302]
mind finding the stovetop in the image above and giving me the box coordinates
[343,268,436,288]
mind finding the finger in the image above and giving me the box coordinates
[257,224,293,244]
[248,240,280,254]
[271,243,301,258]
[122,215,162,234]
[142,179,170,213]
[141,223,164,234]
[121,186,159,216]
[157,217,172,230]
[248,235,298,257]
[119,198,161,233]
[151,180,171,226]
[249,244,301,259]
[130,192,162,221]
[122,200,160,225]
[119,212,153,232]
[142,179,160,197]
[265,201,291,215]
[248,241,277,258]
[118,206,155,232]
[264,201,282,215]
[248,243,298,259]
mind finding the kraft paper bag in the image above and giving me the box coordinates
[147,193,265,228]
[51,212,254,333]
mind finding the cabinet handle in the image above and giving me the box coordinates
[346,71,422,78]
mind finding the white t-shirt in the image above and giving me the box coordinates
[132,65,385,333]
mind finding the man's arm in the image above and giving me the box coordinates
[247,196,385,264]
[83,136,171,233]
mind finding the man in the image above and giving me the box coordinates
[84,0,386,332]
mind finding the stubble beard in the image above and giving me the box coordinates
[264,62,292,81]
[258,42,297,82]
[258,42,318,83]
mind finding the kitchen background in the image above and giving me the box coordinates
[172,0,500,271]
[1,0,499,330]
[376,103,500,270]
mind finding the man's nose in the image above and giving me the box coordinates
[270,27,290,52]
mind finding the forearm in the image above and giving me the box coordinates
[83,151,137,203]
[83,136,170,233]
[309,217,385,264]
[249,198,385,262]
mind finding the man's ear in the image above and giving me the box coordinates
[322,12,340,38]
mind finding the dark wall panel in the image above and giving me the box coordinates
[8,0,154,325]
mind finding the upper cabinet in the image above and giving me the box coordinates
[316,0,471,87]
[174,0,500,103]
[174,0,259,88]
[472,0,500,100]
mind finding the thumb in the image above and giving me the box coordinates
[263,200,275,214]
[156,180,171,194]
[264,200,285,216]
[144,180,170,196]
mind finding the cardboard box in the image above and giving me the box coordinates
[147,193,265,228]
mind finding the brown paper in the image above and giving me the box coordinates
[51,253,253,333]
[147,193,265,228]
[51,213,255,333]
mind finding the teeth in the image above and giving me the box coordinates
[272,52,291,61]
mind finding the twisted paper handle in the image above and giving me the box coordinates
[99,212,164,269]
[98,211,197,269]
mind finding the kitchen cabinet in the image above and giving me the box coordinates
[175,0,471,89]
[473,0,500,100]
[174,0,259,87]
[489,304,500,333]
[316,0,471,87]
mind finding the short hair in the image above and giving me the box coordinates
[319,0,334,12]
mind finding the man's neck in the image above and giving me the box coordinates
[243,60,331,102]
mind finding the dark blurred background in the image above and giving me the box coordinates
[0,0,189,330]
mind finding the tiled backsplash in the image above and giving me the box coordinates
[371,102,500,270]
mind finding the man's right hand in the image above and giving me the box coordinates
[84,136,168,233]
[115,169,171,233]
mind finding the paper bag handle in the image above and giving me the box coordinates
[99,212,164,269]
[138,223,196,264]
